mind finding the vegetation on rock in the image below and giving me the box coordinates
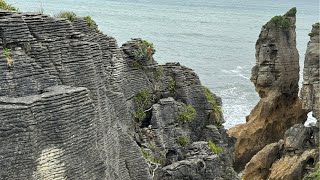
[154,66,164,81]
[270,16,291,29]
[133,89,153,121]
[308,22,320,37]
[203,86,222,125]
[141,148,165,165]
[4,48,13,68]
[284,7,297,17]
[169,79,176,93]
[0,0,17,11]
[305,162,320,180]
[84,16,95,29]
[176,136,189,147]
[56,11,77,22]
[208,140,222,155]
[178,103,196,122]
[133,40,155,62]
[269,8,296,29]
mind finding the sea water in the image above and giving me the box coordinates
[7,0,319,128]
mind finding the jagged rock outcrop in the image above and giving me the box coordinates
[155,141,238,180]
[241,21,320,180]
[228,8,307,171]
[243,140,284,180]
[301,22,320,120]
[0,10,237,180]
[243,123,319,180]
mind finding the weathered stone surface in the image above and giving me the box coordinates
[268,149,318,180]
[243,140,284,180]
[228,8,307,171]
[242,122,319,180]
[155,141,239,180]
[284,124,311,151]
[301,22,320,120]
[0,10,236,180]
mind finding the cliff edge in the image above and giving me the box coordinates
[0,9,238,180]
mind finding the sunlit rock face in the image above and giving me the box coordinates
[228,8,307,171]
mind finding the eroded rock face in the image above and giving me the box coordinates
[228,8,307,171]
[301,22,320,119]
[268,149,318,180]
[243,140,284,180]
[241,22,320,180]
[155,141,238,180]
[0,10,236,179]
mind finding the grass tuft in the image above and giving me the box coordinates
[0,0,17,11]
[178,103,196,122]
[56,11,77,22]
[176,136,189,147]
[208,140,222,154]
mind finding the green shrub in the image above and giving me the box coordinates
[203,86,222,124]
[270,15,291,28]
[208,140,222,155]
[133,90,153,121]
[284,7,297,17]
[4,48,13,67]
[0,0,18,11]
[141,148,165,165]
[133,40,155,62]
[56,11,77,22]
[176,136,189,147]
[169,79,176,93]
[178,103,196,122]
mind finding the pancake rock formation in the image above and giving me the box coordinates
[228,8,307,171]
[0,9,238,180]
[229,9,320,180]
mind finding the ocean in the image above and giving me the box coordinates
[7,0,319,128]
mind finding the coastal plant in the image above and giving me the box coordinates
[154,66,164,81]
[269,8,296,29]
[168,79,176,93]
[84,16,95,29]
[284,7,297,17]
[133,89,153,121]
[141,148,165,165]
[4,48,13,68]
[178,103,196,122]
[133,40,155,63]
[202,86,222,125]
[56,11,77,22]
[0,0,18,11]
[208,140,222,155]
[270,16,291,28]
[176,136,189,147]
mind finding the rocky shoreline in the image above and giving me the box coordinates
[0,5,318,180]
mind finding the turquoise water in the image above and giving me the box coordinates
[7,0,319,128]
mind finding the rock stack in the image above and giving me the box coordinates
[0,10,237,180]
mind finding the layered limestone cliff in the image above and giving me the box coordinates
[301,22,320,120]
[0,10,238,180]
[228,8,307,171]
[235,15,320,180]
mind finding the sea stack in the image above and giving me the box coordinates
[228,8,307,170]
